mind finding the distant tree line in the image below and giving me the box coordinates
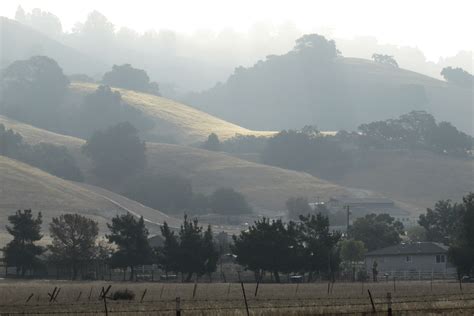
[0,124,83,181]
[212,111,472,181]
[3,210,219,281]
[441,67,473,88]
[7,193,471,282]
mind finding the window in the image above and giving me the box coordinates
[436,254,446,263]
[405,256,412,263]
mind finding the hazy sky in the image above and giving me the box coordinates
[2,0,473,61]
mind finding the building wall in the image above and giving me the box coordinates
[365,253,455,274]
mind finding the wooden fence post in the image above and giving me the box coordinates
[393,276,396,292]
[25,293,34,303]
[367,289,376,313]
[160,284,165,299]
[140,289,147,303]
[102,291,108,316]
[254,282,260,297]
[175,297,181,316]
[240,282,250,316]
[387,292,392,316]
[193,282,198,299]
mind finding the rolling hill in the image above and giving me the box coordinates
[185,52,473,136]
[0,115,373,214]
[0,155,181,245]
[0,17,106,75]
[69,82,275,144]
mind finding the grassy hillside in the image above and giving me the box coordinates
[185,54,473,135]
[0,155,181,245]
[0,17,106,75]
[332,150,474,213]
[69,82,275,144]
[0,115,366,214]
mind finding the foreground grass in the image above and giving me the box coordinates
[2,280,474,315]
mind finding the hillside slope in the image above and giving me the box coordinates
[0,155,181,245]
[0,115,365,213]
[69,82,275,144]
[185,55,473,135]
[0,17,106,74]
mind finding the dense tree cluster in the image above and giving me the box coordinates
[3,210,218,281]
[82,122,146,182]
[0,56,69,129]
[372,54,399,68]
[102,64,160,95]
[233,214,341,282]
[0,124,83,181]
[441,67,473,88]
[358,111,472,155]
[348,214,404,251]
[158,217,218,281]
[262,129,351,178]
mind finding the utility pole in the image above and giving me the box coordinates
[346,205,351,234]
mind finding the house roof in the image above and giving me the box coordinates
[365,242,448,256]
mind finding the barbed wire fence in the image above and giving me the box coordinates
[2,282,474,315]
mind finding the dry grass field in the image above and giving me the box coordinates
[0,155,181,245]
[1,280,474,315]
[70,82,276,144]
[0,115,360,215]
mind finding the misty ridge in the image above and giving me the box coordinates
[3,7,473,94]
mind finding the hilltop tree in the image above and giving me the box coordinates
[349,214,404,251]
[102,64,160,95]
[0,56,69,129]
[48,214,99,280]
[441,67,473,88]
[372,54,399,68]
[4,210,44,276]
[293,34,339,59]
[202,133,221,151]
[82,122,146,182]
[107,213,152,280]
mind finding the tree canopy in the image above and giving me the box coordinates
[107,213,152,280]
[82,122,146,182]
[48,214,99,280]
[441,67,473,88]
[209,188,252,215]
[102,64,160,95]
[372,54,399,68]
[4,210,44,276]
[0,56,69,129]
[349,213,404,251]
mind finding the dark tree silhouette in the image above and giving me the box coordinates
[419,199,463,245]
[441,67,473,88]
[4,210,44,276]
[201,133,221,151]
[372,54,399,68]
[286,196,312,220]
[102,64,160,95]
[349,214,404,251]
[48,214,99,280]
[0,56,69,129]
[107,213,152,280]
[82,122,146,182]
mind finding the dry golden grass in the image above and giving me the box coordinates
[333,150,474,212]
[1,280,474,315]
[0,155,181,245]
[70,82,276,144]
[0,115,358,215]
